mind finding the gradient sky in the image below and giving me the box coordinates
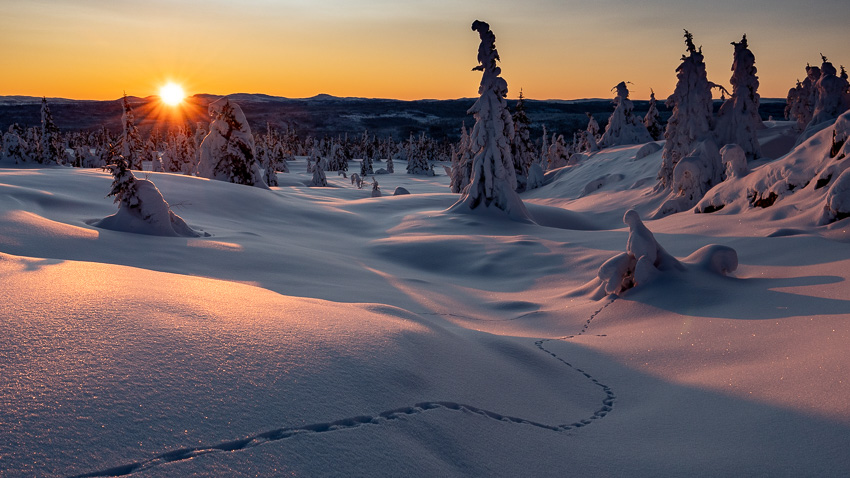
[2,0,848,101]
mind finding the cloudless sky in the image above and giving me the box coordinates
[1,0,848,101]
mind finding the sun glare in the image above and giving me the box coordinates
[159,82,185,106]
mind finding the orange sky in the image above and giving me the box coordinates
[2,1,848,101]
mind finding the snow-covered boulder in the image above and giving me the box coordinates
[393,186,410,196]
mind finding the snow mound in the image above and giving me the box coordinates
[592,210,736,298]
[93,178,203,237]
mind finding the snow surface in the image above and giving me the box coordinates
[2,121,850,476]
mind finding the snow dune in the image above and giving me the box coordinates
[1,121,849,476]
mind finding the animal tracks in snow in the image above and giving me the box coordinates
[71,299,618,478]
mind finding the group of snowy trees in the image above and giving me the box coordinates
[653,31,764,216]
[785,56,850,143]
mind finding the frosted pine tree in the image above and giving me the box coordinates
[511,89,537,189]
[785,80,809,130]
[644,89,664,140]
[39,97,64,164]
[450,124,474,193]
[120,94,145,170]
[406,133,433,175]
[449,20,530,221]
[547,134,569,169]
[311,153,328,187]
[809,55,850,126]
[2,125,30,163]
[657,30,716,191]
[197,99,267,187]
[715,34,763,160]
[538,125,549,168]
[599,82,653,147]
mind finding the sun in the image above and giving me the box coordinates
[159,82,186,106]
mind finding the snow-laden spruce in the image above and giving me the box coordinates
[94,153,201,237]
[657,30,716,191]
[715,34,763,160]
[599,82,653,148]
[39,97,64,165]
[449,20,531,222]
[801,55,850,143]
[511,90,537,190]
[197,99,267,188]
[644,89,664,141]
[120,94,145,170]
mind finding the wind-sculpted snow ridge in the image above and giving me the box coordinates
[71,303,617,478]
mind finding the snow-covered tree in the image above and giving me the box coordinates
[2,125,30,163]
[785,80,809,130]
[599,82,653,147]
[197,99,267,187]
[97,151,199,237]
[311,153,328,187]
[546,134,569,169]
[657,30,716,191]
[449,20,531,221]
[405,133,433,175]
[371,179,381,197]
[809,55,850,126]
[539,124,549,168]
[511,89,537,189]
[120,94,145,170]
[39,97,64,164]
[386,155,394,173]
[715,34,763,160]
[450,124,473,193]
[644,89,664,141]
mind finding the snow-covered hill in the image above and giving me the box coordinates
[1,118,849,476]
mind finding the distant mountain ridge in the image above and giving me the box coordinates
[0,94,787,141]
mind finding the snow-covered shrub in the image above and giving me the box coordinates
[715,35,763,160]
[371,179,381,197]
[197,99,267,188]
[599,82,653,147]
[658,30,716,191]
[448,20,531,222]
[393,186,410,196]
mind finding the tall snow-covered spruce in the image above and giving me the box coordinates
[715,34,763,160]
[39,97,63,164]
[657,30,716,191]
[449,20,531,222]
[644,89,664,141]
